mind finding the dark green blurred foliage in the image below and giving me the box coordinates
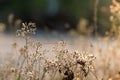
[0,0,112,35]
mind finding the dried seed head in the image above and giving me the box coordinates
[16,22,36,37]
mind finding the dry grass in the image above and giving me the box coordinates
[0,22,97,80]
[0,0,120,80]
[0,21,120,80]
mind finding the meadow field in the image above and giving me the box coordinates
[0,0,120,80]
[0,23,120,80]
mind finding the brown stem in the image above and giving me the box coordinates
[94,0,99,36]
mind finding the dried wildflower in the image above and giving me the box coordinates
[10,67,16,73]
[0,23,5,33]
[2,21,98,80]
[58,40,66,46]
[27,71,33,78]
[19,47,28,55]
[16,22,36,37]
[12,42,17,48]
[109,0,120,39]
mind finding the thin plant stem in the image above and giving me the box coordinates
[94,0,99,36]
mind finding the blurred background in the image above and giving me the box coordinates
[0,0,111,36]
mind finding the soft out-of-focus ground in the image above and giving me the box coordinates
[0,33,120,80]
[0,33,75,62]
